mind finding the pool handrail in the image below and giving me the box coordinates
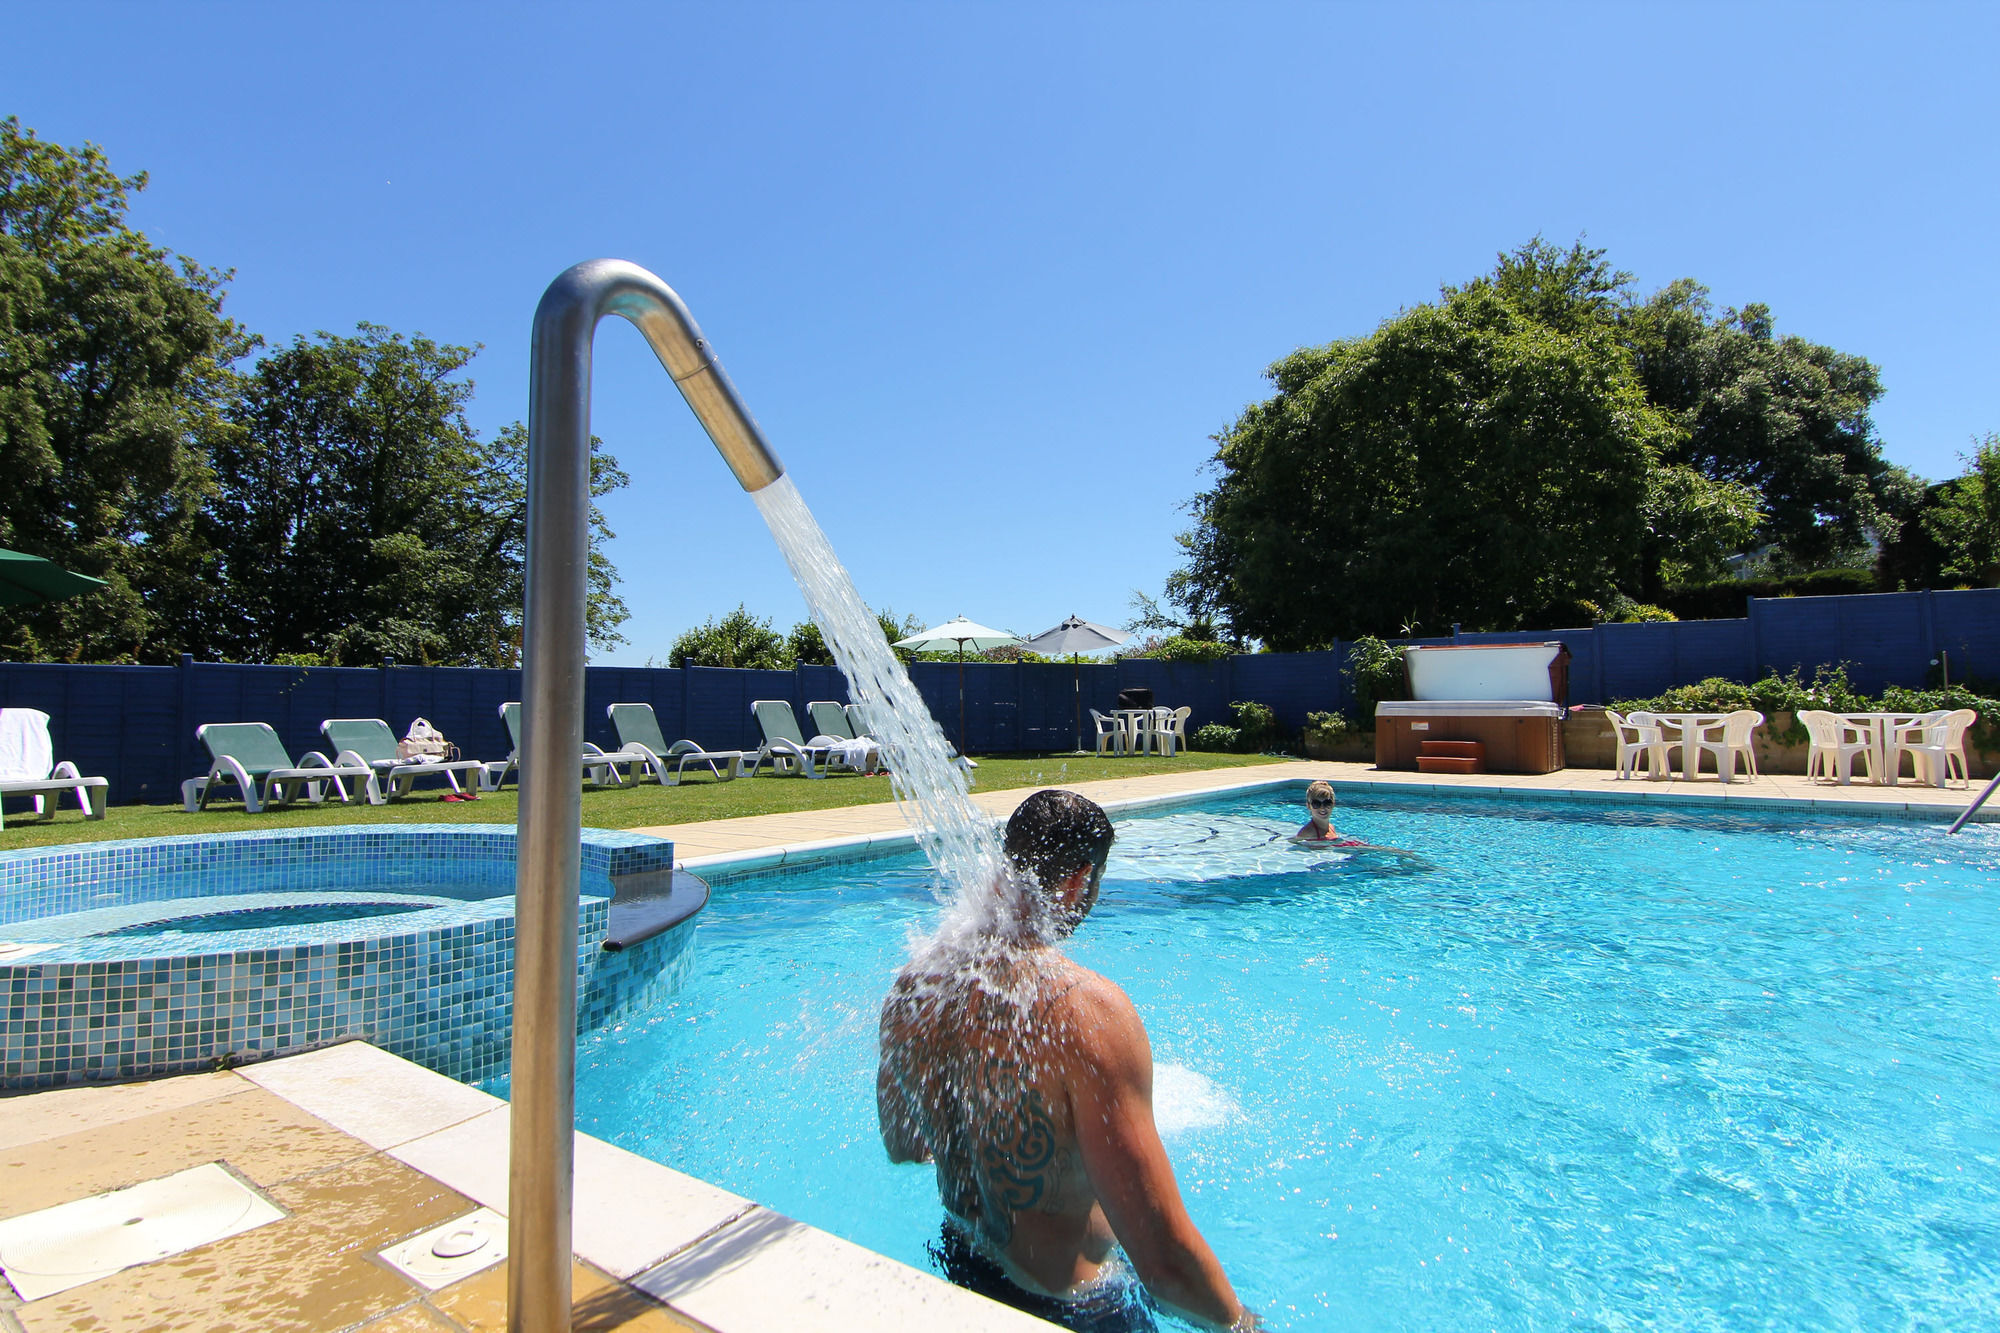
[1947,769,2000,834]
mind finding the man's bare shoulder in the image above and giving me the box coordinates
[1043,961,1150,1078]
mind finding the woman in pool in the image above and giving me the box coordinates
[1293,781,1363,845]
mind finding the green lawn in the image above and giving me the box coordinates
[0,752,1293,850]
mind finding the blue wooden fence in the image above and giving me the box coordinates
[3,589,1995,805]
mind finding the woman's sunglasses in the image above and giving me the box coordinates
[1308,798,1332,809]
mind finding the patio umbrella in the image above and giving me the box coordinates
[0,548,108,609]
[1020,615,1130,751]
[894,616,1023,753]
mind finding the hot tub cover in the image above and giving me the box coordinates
[1375,699,1565,720]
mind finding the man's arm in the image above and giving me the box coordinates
[1064,979,1250,1331]
[877,1002,931,1164]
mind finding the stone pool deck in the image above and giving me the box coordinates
[2,761,1989,1331]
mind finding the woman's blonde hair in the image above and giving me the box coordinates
[1306,780,1335,806]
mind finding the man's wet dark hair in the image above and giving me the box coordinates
[1003,789,1115,898]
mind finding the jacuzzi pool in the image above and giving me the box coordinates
[0,824,698,1088]
[517,787,2000,1331]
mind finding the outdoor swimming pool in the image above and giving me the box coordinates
[498,789,2000,1330]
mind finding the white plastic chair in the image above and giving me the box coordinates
[1166,706,1191,756]
[1801,710,1873,784]
[1684,709,1763,783]
[1895,708,1977,788]
[1886,710,1950,788]
[1936,708,1979,787]
[1607,709,1669,780]
[1090,709,1130,756]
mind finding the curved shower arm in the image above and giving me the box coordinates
[512,259,784,1332]
[533,258,786,491]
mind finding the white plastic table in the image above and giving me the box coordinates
[1650,713,1729,780]
[1114,708,1184,756]
[1837,712,1938,786]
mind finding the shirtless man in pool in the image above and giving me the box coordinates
[877,790,1256,1332]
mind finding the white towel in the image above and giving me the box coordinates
[0,708,54,783]
[822,738,878,771]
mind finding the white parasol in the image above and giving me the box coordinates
[894,616,1024,752]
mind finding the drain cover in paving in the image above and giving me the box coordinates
[0,1162,285,1301]
[379,1207,509,1289]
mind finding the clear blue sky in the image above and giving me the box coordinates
[14,3,1998,663]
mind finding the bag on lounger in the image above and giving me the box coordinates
[397,717,457,763]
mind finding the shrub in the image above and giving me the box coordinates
[1303,710,1354,754]
[1228,700,1278,752]
[1880,684,2000,752]
[1192,723,1239,752]
[1153,636,1233,662]
[1616,602,1677,623]
[1346,636,1405,726]
[1609,664,2000,748]
[1305,710,1351,740]
[1656,568,1875,621]
[671,605,791,670]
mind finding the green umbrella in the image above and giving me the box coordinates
[0,548,109,608]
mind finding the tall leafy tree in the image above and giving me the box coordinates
[0,117,252,661]
[1920,434,2000,586]
[1620,275,1920,570]
[185,326,629,664]
[1183,276,1673,646]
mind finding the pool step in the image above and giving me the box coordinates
[1415,739,1486,774]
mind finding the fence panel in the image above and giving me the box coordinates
[0,663,178,805]
[1018,664,1087,752]
[1933,588,2000,686]
[9,587,2000,807]
[1752,593,1927,694]
[1232,650,1347,732]
[1116,659,1230,732]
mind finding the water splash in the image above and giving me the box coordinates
[751,475,1005,901]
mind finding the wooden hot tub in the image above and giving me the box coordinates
[1373,642,1572,775]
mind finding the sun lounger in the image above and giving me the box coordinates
[321,718,497,800]
[752,699,876,778]
[606,703,748,785]
[491,702,629,789]
[182,722,382,813]
[845,701,975,775]
[0,707,109,829]
[808,700,884,774]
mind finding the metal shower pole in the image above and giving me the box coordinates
[516,260,784,1332]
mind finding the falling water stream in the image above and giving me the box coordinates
[751,475,1005,902]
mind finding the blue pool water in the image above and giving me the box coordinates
[512,791,2000,1330]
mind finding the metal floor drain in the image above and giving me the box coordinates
[378,1208,508,1289]
[0,1162,284,1301]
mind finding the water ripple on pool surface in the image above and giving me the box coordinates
[531,791,2000,1331]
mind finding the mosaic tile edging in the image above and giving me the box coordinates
[2,825,689,1089]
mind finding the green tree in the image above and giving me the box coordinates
[671,604,791,669]
[184,326,628,664]
[787,619,833,666]
[0,117,253,661]
[1160,238,1903,644]
[788,607,918,666]
[1921,434,2000,586]
[1621,275,1920,570]
[1184,274,1670,646]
